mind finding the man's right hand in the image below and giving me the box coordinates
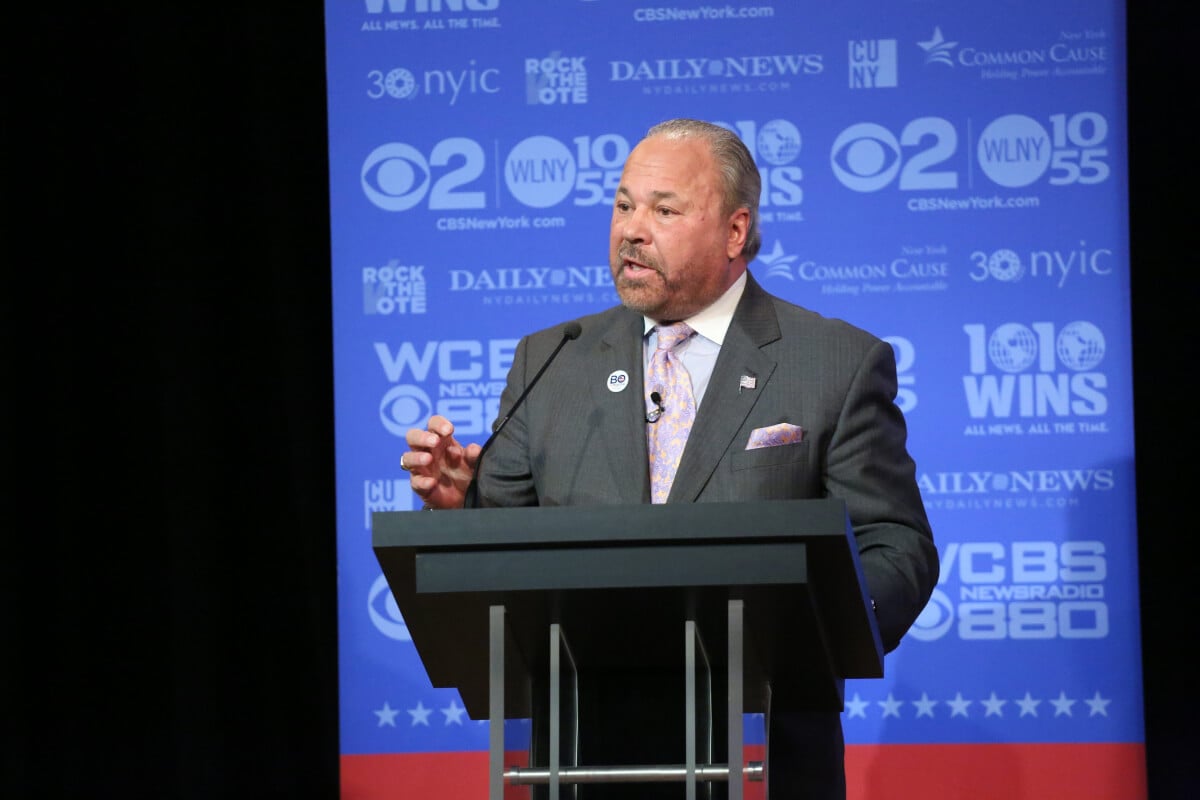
[402,415,482,510]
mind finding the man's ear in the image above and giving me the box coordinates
[726,208,751,259]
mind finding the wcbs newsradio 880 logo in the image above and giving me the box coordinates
[375,338,517,437]
[911,538,1108,642]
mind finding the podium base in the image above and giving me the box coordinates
[491,601,751,800]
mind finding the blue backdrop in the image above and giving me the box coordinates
[325,1,1140,795]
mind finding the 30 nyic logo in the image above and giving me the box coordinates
[962,322,1108,434]
[368,67,419,99]
[366,62,499,105]
[848,39,897,88]
[909,539,1109,642]
[968,243,1113,288]
[829,111,1111,193]
[363,261,427,315]
[375,338,517,437]
[526,54,587,105]
[917,25,1110,79]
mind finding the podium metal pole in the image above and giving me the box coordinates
[729,600,744,800]
[685,620,713,800]
[489,605,505,800]
[549,623,579,800]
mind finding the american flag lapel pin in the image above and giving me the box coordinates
[739,374,756,394]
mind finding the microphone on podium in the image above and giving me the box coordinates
[462,321,582,509]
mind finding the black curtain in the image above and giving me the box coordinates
[14,4,337,797]
[11,3,1190,798]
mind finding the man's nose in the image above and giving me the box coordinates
[622,206,650,243]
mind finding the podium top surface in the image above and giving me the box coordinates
[372,498,853,551]
[371,499,883,716]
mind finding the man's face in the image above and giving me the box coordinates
[609,135,746,322]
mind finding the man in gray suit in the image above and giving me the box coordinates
[402,118,938,799]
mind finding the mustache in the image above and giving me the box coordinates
[617,244,660,271]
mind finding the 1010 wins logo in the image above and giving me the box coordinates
[962,321,1108,436]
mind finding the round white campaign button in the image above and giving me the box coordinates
[606,370,630,392]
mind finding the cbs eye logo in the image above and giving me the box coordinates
[830,118,958,192]
[379,385,433,436]
[362,143,430,211]
[368,574,411,642]
[831,123,901,191]
[361,139,486,211]
[907,588,954,641]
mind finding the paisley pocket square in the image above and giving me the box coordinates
[745,423,804,450]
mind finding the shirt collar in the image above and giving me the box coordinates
[642,271,747,345]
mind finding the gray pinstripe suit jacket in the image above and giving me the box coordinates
[476,271,937,652]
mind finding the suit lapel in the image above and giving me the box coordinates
[668,273,781,502]
[586,309,651,503]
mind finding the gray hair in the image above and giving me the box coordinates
[644,118,762,261]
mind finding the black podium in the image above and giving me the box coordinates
[372,499,883,800]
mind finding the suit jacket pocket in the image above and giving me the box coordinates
[730,440,807,471]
